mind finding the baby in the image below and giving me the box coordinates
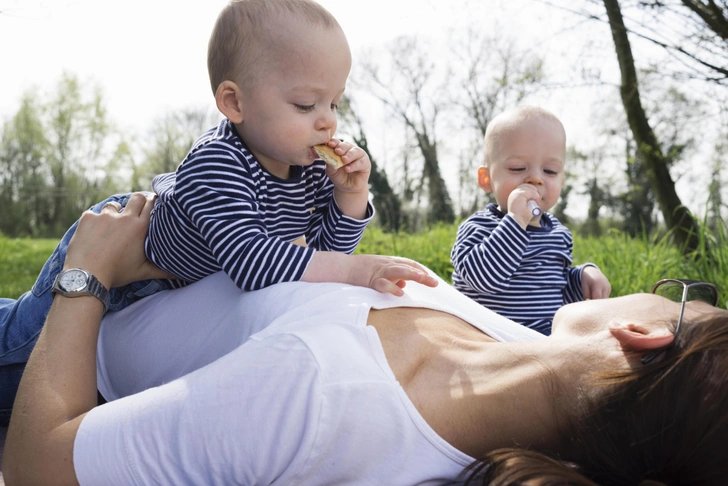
[148,0,373,291]
[451,106,610,334]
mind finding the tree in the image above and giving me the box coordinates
[452,27,545,138]
[618,134,656,237]
[449,27,545,216]
[0,73,127,237]
[707,120,727,232]
[0,94,49,236]
[133,108,216,191]
[603,0,702,253]
[359,36,455,225]
[43,73,122,234]
[566,146,616,236]
[337,96,402,232]
[625,0,728,84]
[548,0,727,84]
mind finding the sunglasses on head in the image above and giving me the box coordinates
[641,279,719,365]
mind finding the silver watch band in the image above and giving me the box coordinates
[86,275,111,313]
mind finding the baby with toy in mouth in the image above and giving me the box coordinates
[451,105,611,335]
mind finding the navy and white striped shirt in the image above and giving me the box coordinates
[451,204,592,335]
[146,119,373,291]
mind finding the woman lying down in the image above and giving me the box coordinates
[4,193,728,485]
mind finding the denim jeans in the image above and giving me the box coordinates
[0,193,171,425]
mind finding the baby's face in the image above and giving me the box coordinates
[235,20,352,178]
[483,117,566,215]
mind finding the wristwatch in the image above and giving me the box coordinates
[51,268,110,313]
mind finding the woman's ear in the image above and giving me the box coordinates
[609,321,675,351]
[215,81,244,124]
[477,166,492,193]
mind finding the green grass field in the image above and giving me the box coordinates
[357,224,728,306]
[0,237,59,299]
[2,225,727,308]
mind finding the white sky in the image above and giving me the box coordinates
[0,0,576,126]
[0,0,717,218]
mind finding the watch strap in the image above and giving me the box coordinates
[52,269,111,313]
[85,274,111,313]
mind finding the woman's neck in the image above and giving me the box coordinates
[430,341,573,457]
[369,307,580,459]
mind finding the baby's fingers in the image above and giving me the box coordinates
[371,278,406,297]
[381,264,438,289]
[597,283,612,299]
[387,260,439,288]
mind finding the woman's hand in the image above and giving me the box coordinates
[3,191,170,486]
[64,193,173,289]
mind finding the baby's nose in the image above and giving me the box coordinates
[524,168,543,185]
[316,109,337,135]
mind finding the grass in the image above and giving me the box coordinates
[0,237,59,299]
[2,223,727,309]
[358,223,728,308]
[355,223,458,282]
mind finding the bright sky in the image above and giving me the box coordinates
[0,0,577,128]
[3,0,712,216]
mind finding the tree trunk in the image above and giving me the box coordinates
[680,0,728,42]
[351,130,402,232]
[414,131,455,224]
[603,0,701,253]
[584,179,603,237]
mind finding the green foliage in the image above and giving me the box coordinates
[356,224,458,282]
[0,73,129,238]
[133,109,216,192]
[0,237,58,298]
[358,223,728,308]
[573,230,683,296]
[3,223,727,309]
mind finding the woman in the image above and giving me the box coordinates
[4,193,728,485]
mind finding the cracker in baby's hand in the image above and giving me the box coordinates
[314,144,345,169]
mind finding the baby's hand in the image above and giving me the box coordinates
[324,139,371,194]
[349,255,438,296]
[581,266,611,300]
[506,184,541,229]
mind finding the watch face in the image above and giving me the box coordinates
[59,269,88,292]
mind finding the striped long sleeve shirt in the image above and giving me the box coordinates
[146,119,374,291]
[451,204,593,335]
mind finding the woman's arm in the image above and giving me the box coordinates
[2,194,170,485]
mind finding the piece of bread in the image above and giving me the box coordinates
[314,144,345,169]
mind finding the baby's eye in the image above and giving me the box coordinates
[509,167,525,172]
[294,104,316,113]
[544,169,559,176]
[330,103,338,111]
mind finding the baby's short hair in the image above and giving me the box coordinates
[207,0,340,95]
[483,106,565,165]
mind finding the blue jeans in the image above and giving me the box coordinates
[0,193,171,425]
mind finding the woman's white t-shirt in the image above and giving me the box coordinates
[75,271,543,485]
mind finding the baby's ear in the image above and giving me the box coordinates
[215,81,244,124]
[477,166,492,193]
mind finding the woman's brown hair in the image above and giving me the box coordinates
[464,308,728,485]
